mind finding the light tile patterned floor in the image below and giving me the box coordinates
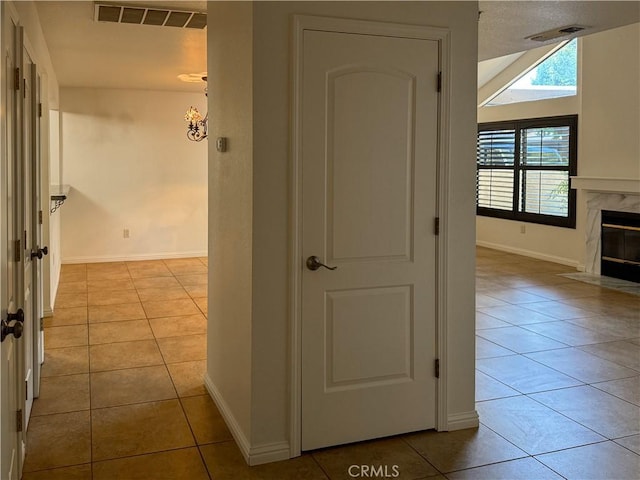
[23,248,640,479]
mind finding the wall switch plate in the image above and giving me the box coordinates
[216,137,228,152]
[123,228,130,239]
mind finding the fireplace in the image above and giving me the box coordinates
[601,210,640,283]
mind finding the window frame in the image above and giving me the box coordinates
[476,115,578,229]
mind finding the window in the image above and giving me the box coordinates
[476,115,577,228]
[487,39,577,106]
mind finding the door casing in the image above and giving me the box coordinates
[289,15,452,457]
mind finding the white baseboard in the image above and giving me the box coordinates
[62,251,208,264]
[246,441,291,466]
[476,241,580,269]
[204,374,291,466]
[447,410,480,431]
[204,374,252,462]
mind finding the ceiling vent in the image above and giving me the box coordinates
[94,3,206,29]
[527,25,588,42]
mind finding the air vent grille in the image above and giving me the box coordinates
[165,11,191,27]
[143,9,169,26]
[527,25,587,42]
[97,5,121,22]
[121,7,144,24]
[94,3,206,29]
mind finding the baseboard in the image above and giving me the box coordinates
[246,441,291,466]
[204,374,291,466]
[476,241,580,269]
[447,410,480,431]
[204,374,252,463]
[43,307,54,318]
[62,251,208,264]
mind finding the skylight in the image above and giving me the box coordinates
[487,39,578,106]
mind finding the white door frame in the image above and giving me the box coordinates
[289,15,452,457]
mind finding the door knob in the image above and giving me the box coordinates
[1,319,23,342]
[7,309,24,323]
[306,256,337,271]
[30,246,48,260]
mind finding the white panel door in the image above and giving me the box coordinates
[301,29,440,450]
[1,17,23,480]
[21,48,35,425]
[28,61,43,400]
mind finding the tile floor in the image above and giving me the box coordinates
[22,248,640,479]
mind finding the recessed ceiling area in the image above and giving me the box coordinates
[479,0,640,61]
[35,1,207,92]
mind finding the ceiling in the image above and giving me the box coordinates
[34,1,640,92]
[35,1,208,93]
[479,1,640,61]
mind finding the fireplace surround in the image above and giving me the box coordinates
[571,176,640,276]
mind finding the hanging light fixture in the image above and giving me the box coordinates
[180,73,208,142]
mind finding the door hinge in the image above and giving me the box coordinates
[434,217,440,236]
[23,79,26,98]
[437,72,442,92]
[38,102,43,118]
[16,409,23,432]
[39,210,43,225]
[14,67,20,91]
[40,317,44,331]
[14,239,21,262]
[435,359,440,379]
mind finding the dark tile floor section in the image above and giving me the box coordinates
[22,249,640,479]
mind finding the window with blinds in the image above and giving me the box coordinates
[476,115,577,228]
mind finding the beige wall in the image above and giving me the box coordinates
[206,0,254,448]
[207,0,479,463]
[59,87,208,263]
[581,23,640,179]
[477,23,640,269]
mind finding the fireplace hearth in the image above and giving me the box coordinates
[601,210,640,283]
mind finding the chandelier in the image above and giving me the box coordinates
[182,74,208,142]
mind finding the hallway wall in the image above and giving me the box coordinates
[207,0,479,465]
[59,87,208,263]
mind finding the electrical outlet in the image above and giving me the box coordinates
[123,228,130,239]
[520,225,526,234]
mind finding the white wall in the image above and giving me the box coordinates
[477,23,640,268]
[207,0,479,464]
[47,110,61,313]
[59,87,208,263]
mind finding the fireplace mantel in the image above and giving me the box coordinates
[571,176,640,194]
